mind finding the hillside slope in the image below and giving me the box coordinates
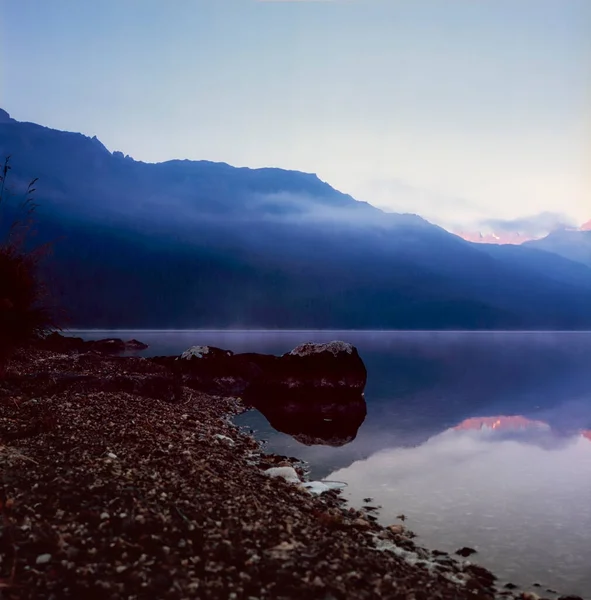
[524,229,591,268]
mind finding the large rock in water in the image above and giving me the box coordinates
[150,340,367,399]
[241,342,367,446]
[249,341,367,393]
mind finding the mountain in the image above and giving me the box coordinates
[2,109,591,329]
[524,228,591,268]
[456,218,591,247]
[454,230,535,245]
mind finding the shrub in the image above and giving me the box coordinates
[0,157,57,374]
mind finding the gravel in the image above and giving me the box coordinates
[0,349,552,599]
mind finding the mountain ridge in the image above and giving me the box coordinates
[524,229,591,268]
[2,110,591,329]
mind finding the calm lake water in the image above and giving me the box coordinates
[70,330,591,598]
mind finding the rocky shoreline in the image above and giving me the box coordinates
[0,342,576,599]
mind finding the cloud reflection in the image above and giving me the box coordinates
[329,420,591,596]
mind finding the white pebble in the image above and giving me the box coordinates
[264,467,301,484]
[36,554,52,565]
[213,434,235,446]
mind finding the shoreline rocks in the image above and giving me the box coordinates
[36,332,149,354]
[0,347,563,599]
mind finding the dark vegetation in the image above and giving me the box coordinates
[0,156,56,375]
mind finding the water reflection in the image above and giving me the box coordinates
[72,330,591,596]
[242,388,367,447]
[330,417,591,596]
[232,332,591,484]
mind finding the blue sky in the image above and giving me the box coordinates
[2,0,590,232]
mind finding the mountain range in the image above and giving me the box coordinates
[1,107,591,330]
[455,219,591,247]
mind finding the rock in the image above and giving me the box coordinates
[262,341,367,392]
[456,546,478,557]
[263,467,301,484]
[37,333,148,355]
[464,564,496,589]
[353,518,372,528]
[151,348,261,396]
[125,339,148,351]
[151,341,368,421]
[35,553,52,565]
[387,525,405,535]
[266,541,300,559]
[179,345,233,361]
[212,434,235,446]
[289,341,354,357]
[557,596,584,600]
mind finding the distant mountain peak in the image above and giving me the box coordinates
[454,230,535,245]
[454,217,591,246]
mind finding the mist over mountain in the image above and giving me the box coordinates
[2,109,591,330]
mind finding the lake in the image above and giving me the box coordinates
[69,330,591,598]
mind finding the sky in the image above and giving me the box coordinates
[1,0,590,234]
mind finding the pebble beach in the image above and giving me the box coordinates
[0,347,571,600]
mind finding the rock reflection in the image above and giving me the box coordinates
[243,388,367,447]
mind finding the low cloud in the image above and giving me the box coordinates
[479,211,577,238]
[244,191,386,225]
